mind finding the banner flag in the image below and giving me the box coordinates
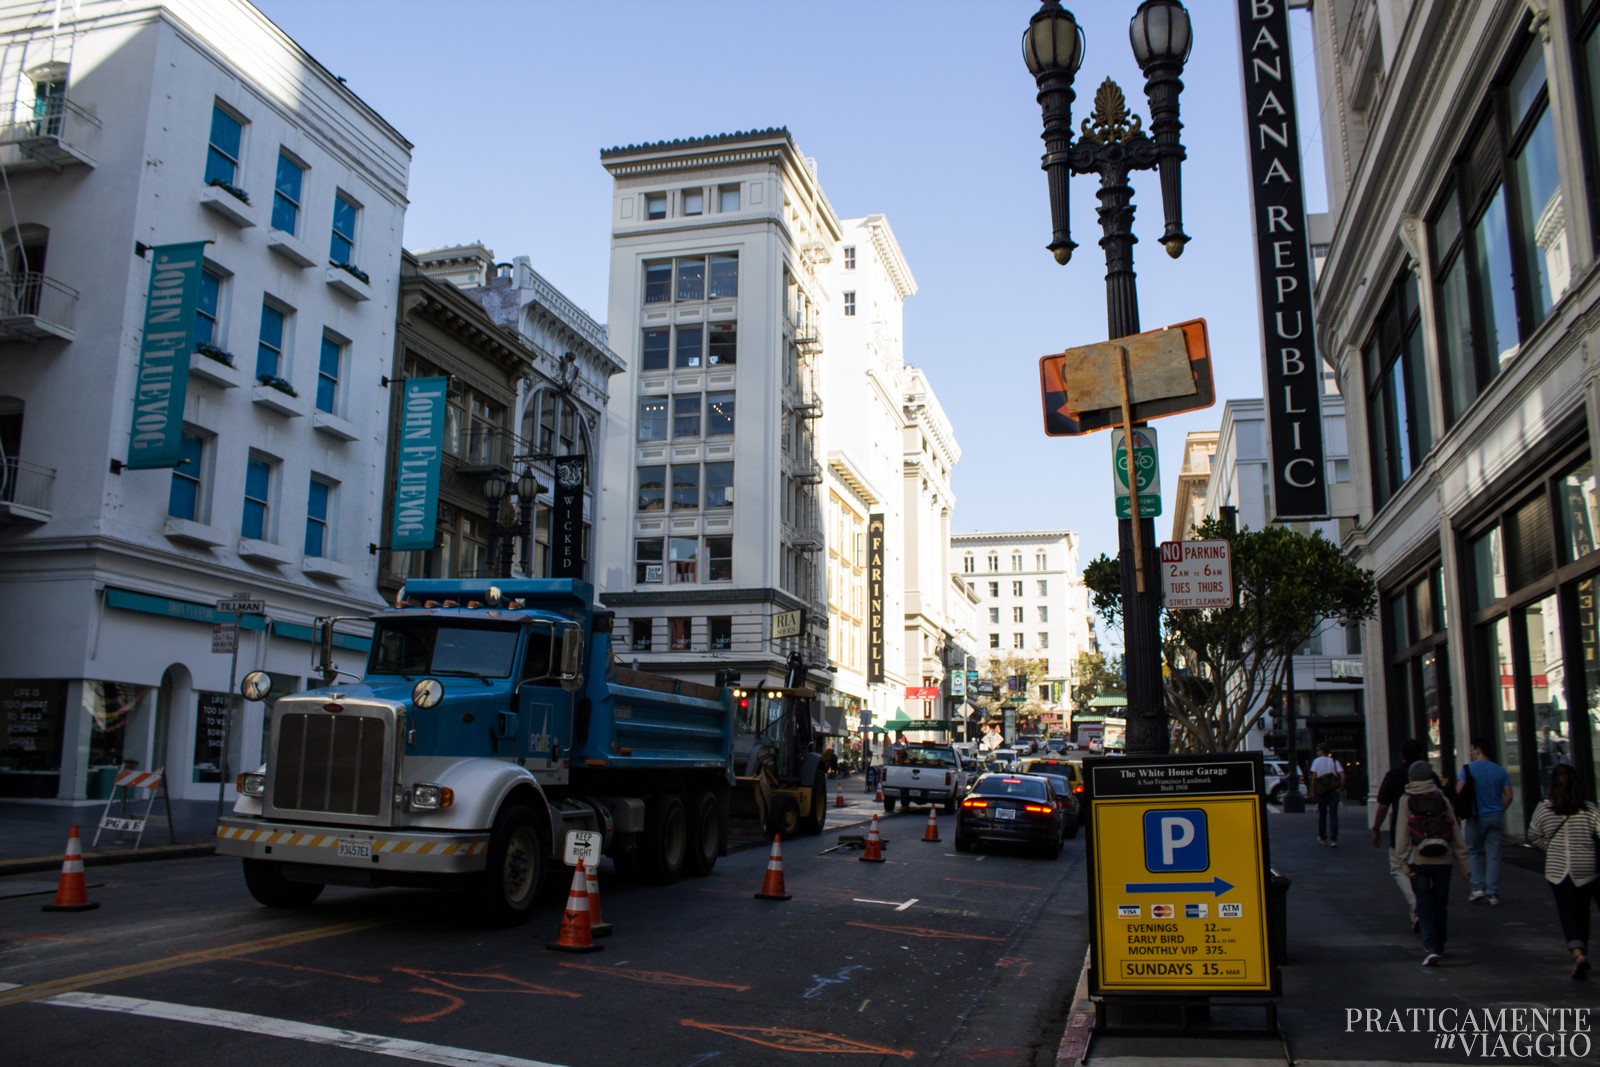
[126,242,207,469]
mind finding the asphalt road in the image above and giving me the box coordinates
[0,810,1088,1066]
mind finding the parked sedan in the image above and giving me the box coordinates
[1031,772,1080,839]
[1017,756,1088,830]
[955,773,1066,858]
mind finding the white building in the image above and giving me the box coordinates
[0,0,409,801]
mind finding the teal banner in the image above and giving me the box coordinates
[126,242,207,469]
[390,376,449,551]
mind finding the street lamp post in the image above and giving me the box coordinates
[1023,0,1192,756]
[481,466,542,579]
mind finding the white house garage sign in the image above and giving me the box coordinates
[1236,0,1327,519]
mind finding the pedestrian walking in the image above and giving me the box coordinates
[1460,737,1513,905]
[1371,738,1426,930]
[1392,761,1471,967]
[1309,743,1346,847]
[1527,764,1600,980]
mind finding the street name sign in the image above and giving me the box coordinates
[216,598,264,616]
[1085,752,1276,998]
[1159,539,1233,609]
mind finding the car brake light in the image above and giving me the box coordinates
[962,798,989,809]
[1074,784,1085,794]
[1024,803,1054,814]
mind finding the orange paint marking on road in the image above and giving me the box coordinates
[400,985,465,1025]
[558,962,750,991]
[223,955,381,984]
[941,876,1043,891]
[846,920,1005,941]
[994,956,1033,978]
[393,966,581,999]
[682,1019,913,1058]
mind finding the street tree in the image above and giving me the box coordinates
[1083,517,1375,753]
[1071,651,1124,718]
[972,654,1049,736]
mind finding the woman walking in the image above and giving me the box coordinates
[1527,764,1600,980]
[1391,761,1470,967]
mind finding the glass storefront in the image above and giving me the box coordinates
[0,679,66,797]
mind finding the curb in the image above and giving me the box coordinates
[0,843,216,877]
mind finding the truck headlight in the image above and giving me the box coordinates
[237,772,266,797]
[410,783,453,811]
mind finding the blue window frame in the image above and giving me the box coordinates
[305,477,330,557]
[242,457,271,540]
[255,303,285,379]
[205,104,242,186]
[330,192,357,265]
[167,433,204,520]
[272,152,304,234]
[316,335,342,414]
[192,268,221,349]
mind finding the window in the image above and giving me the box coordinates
[637,466,665,511]
[677,257,705,301]
[989,607,1000,625]
[707,536,732,580]
[1012,581,1024,597]
[988,554,999,572]
[645,193,666,220]
[255,301,287,380]
[644,261,671,303]
[844,246,856,270]
[1364,271,1432,507]
[635,539,663,583]
[29,75,64,137]
[631,618,653,651]
[670,537,698,582]
[1038,580,1048,596]
[671,465,699,509]
[467,396,501,466]
[329,192,358,266]
[192,267,222,349]
[316,334,343,415]
[675,325,703,368]
[1038,606,1049,622]
[844,291,856,317]
[1013,634,1025,649]
[1012,607,1024,623]
[1036,552,1048,570]
[272,151,304,234]
[719,184,740,212]
[706,391,735,435]
[1038,633,1049,649]
[639,396,668,440]
[242,454,273,540]
[670,617,692,651]
[304,476,332,557]
[705,462,733,508]
[641,328,669,371]
[672,395,701,438]
[989,633,1001,649]
[709,254,738,298]
[1012,552,1023,571]
[988,581,1000,597]
[682,189,703,216]
[205,102,243,187]
[707,322,737,365]
[710,616,732,650]
[964,555,975,574]
[168,431,206,521]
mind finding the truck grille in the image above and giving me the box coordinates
[270,710,389,817]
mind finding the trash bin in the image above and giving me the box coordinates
[1267,868,1292,965]
[865,764,881,794]
[88,765,118,800]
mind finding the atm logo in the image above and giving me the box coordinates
[1151,904,1175,918]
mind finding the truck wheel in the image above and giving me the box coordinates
[686,791,720,876]
[883,796,897,815]
[641,793,688,884]
[242,859,323,908]
[474,804,547,926]
[942,794,957,815]
[767,795,800,839]
[797,780,828,836]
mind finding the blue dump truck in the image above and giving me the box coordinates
[215,578,735,925]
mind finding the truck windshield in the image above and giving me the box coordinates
[369,620,522,678]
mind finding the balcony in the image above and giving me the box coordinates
[199,182,256,228]
[0,273,77,343]
[266,229,317,268]
[447,425,518,475]
[238,537,295,566]
[0,458,53,524]
[188,347,243,389]
[0,95,100,171]
[250,379,305,417]
[325,263,372,302]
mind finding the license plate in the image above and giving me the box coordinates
[337,837,371,859]
[996,808,1016,820]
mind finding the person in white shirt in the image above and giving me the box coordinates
[1527,764,1600,980]
[1308,743,1346,847]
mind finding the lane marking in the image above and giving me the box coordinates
[846,920,1004,942]
[0,916,400,1009]
[851,897,916,910]
[45,990,569,1067]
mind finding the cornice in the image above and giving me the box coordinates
[601,127,791,159]
[862,214,918,300]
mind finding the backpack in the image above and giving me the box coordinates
[1315,772,1340,797]
[1407,791,1454,858]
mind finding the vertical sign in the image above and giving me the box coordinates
[390,377,448,551]
[868,513,885,683]
[551,456,587,579]
[126,242,207,469]
[1236,0,1327,519]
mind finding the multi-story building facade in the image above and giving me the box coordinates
[1306,0,1600,827]
[950,530,1091,733]
[1171,430,1219,542]
[0,0,409,800]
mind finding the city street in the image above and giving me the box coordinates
[0,804,1088,1067]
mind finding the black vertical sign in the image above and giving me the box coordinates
[552,456,587,579]
[1237,0,1328,519]
[868,514,885,684]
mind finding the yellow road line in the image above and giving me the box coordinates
[0,916,401,1009]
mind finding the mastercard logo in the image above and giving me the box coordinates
[1151,904,1174,918]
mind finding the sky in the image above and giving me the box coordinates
[253,0,1325,579]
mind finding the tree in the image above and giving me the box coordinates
[1071,651,1124,718]
[971,654,1049,736]
[1084,517,1375,753]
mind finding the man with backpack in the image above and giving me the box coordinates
[1392,761,1471,966]
[1308,743,1346,846]
[1459,737,1513,906]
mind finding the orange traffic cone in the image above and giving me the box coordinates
[547,859,602,953]
[922,805,941,843]
[754,834,792,900]
[874,776,884,804]
[584,858,613,937]
[860,813,886,863]
[836,783,845,809]
[42,826,99,913]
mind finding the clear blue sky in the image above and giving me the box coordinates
[255,0,1324,578]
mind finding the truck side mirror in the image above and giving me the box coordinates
[559,625,583,692]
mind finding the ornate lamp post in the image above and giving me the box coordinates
[1023,0,1192,755]
[481,467,542,578]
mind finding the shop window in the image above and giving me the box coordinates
[631,618,654,651]
[670,617,692,651]
[710,616,732,650]
[1364,270,1431,508]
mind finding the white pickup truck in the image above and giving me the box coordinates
[882,742,969,814]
